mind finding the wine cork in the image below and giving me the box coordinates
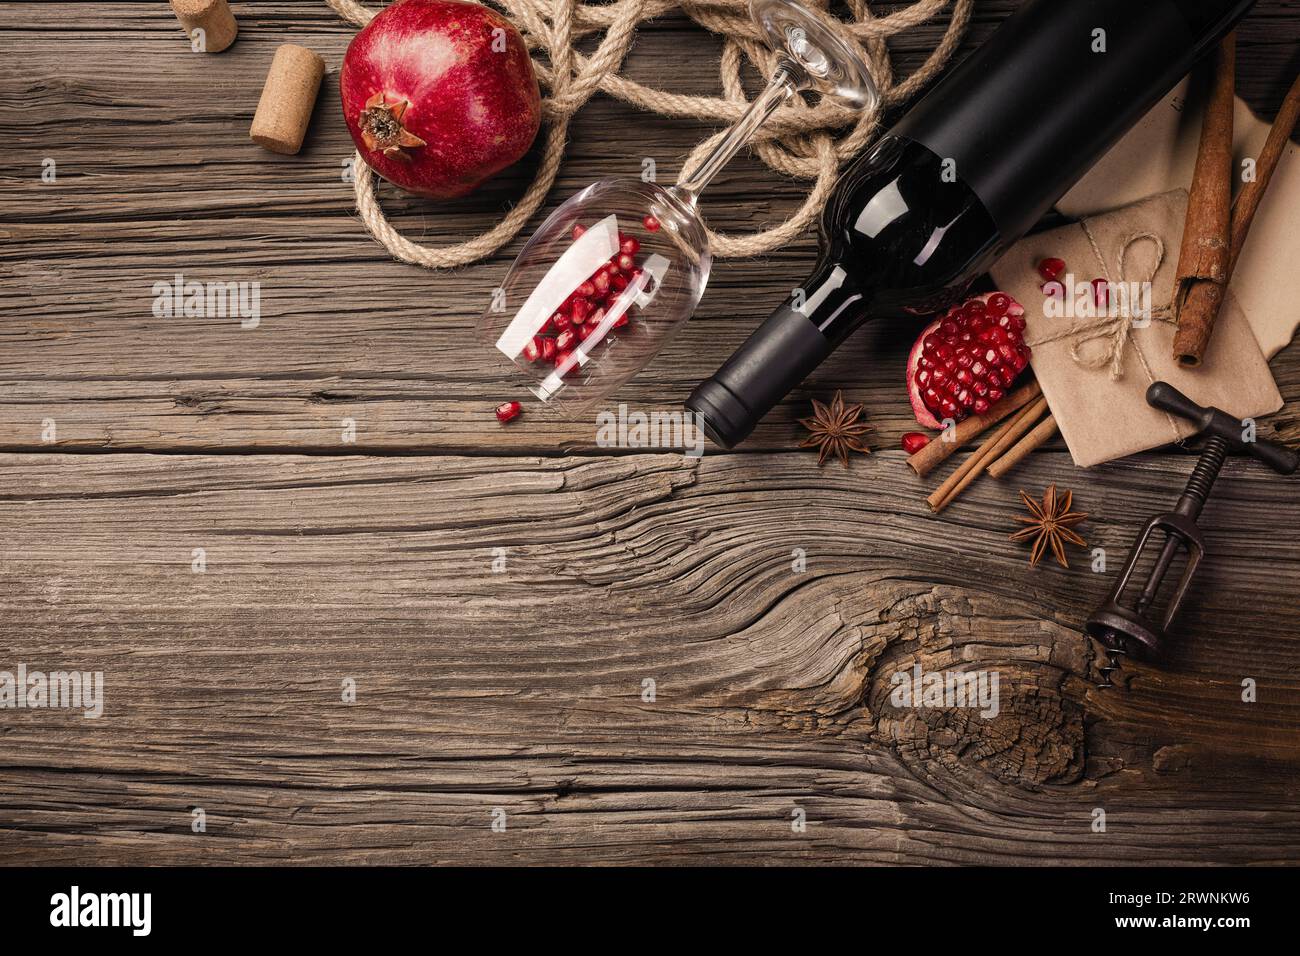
[169,0,238,54]
[250,44,326,156]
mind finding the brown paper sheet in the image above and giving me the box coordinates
[989,190,1282,468]
[1058,76,1300,359]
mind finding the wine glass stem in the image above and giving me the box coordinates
[676,65,800,200]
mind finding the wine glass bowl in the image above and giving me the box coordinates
[476,179,710,416]
[476,0,873,418]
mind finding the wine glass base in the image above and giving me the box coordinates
[749,0,877,110]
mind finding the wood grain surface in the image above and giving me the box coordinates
[1,0,1299,865]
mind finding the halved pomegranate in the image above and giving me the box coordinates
[906,292,1030,431]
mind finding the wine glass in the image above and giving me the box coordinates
[477,0,876,417]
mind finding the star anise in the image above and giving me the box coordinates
[358,93,427,157]
[1009,483,1088,568]
[798,390,873,468]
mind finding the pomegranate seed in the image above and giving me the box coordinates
[593,271,610,296]
[555,328,576,352]
[495,401,521,423]
[620,236,640,256]
[576,280,595,298]
[522,337,542,362]
[1092,277,1110,307]
[907,293,1030,429]
[901,432,930,455]
[610,273,629,292]
[569,297,591,324]
[539,337,557,361]
[552,312,572,333]
[553,350,579,377]
[642,214,660,231]
[571,224,586,241]
[617,253,635,272]
[1037,257,1066,282]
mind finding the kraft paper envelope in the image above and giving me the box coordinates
[990,190,1283,468]
[1059,75,1300,359]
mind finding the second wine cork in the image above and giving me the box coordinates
[250,44,326,156]
[169,0,238,54]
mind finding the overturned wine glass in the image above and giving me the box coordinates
[477,0,876,418]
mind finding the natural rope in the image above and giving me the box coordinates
[326,0,971,268]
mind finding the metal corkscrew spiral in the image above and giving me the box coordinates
[1087,383,1299,688]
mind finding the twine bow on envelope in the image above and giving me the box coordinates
[1027,225,1176,381]
[989,189,1282,467]
[1025,223,1187,445]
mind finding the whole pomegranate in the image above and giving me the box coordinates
[906,292,1030,430]
[340,0,541,199]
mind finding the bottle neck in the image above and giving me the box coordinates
[790,261,870,346]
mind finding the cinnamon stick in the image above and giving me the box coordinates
[988,414,1058,479]
[906,380,1041,478]
[1228,70,1300,277]
[1172,33,1236,368]
[927,397,1048,513]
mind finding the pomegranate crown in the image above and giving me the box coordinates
[357,93,427,157]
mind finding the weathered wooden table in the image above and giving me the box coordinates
[2,1,1298,865]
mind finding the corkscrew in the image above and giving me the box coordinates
[1087,382,1299,688]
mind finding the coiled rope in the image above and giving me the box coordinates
[325,0,971,267]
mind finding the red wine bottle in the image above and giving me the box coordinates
[687,0,1257,447]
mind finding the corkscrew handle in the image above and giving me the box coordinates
[1146,382,1299,475]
